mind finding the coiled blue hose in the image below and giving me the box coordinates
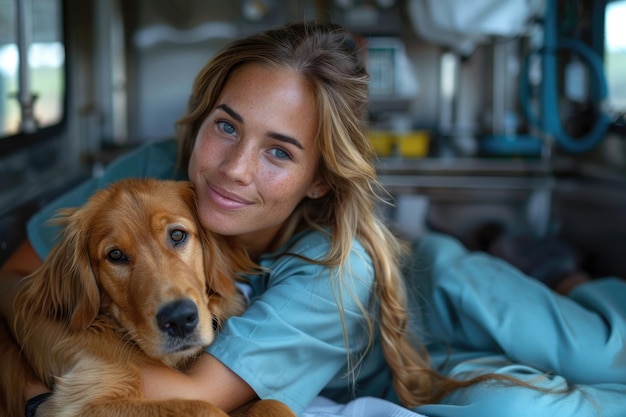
[519,0,611,153]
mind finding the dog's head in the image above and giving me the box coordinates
[17,178,254,367]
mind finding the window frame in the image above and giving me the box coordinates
[0,0,68,156]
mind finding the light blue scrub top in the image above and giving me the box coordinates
[26,139,396,416]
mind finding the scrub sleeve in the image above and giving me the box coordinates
[207,230,392,416]
[411,233,626,417]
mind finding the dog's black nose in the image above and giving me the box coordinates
[156,299,199,338]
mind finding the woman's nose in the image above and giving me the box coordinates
[219,141,254,183]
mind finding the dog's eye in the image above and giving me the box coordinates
[170,229,187,245]
[107,249,127,262]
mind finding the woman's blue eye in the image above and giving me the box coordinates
[217,120,236,135]
[270,148,292,160]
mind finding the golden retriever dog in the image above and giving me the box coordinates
[0,178,294,417]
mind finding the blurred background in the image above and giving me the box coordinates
[1,0,626,278]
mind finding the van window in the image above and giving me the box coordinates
[0,0,65,140]
[605,0,626,113]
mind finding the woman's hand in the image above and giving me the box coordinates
[142,351,257,412]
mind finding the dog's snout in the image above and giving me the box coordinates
[156,299,200,338]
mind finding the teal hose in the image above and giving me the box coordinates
[519,0,610,153]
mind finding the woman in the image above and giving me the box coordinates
[2,20,626,417]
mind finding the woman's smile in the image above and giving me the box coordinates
[205,182,254,210]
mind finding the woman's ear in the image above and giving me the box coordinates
[307,180,330,199]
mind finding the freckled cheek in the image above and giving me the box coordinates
[262,177,308,208]
[191,136,221,172]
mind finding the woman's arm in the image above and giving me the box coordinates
[0,239,43,276]
[0,239,50,402]
[0,240,43,327]
[141,351,257,412]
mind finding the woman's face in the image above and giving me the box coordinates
[188,64,328,257]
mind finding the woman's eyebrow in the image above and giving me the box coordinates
[217,103,304,150]
[268,132,304,150]
[216,104,243,123]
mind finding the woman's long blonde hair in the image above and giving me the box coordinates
[176,20,502,408]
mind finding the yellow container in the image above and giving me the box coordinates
[367,130,395,156]
[396,131,429,157]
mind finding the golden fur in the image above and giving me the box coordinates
[0,178,294,417]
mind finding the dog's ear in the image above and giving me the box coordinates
[200,232,254,319]
[201,232,255,296]
[16,207,100,333]
[181,180,258,317]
